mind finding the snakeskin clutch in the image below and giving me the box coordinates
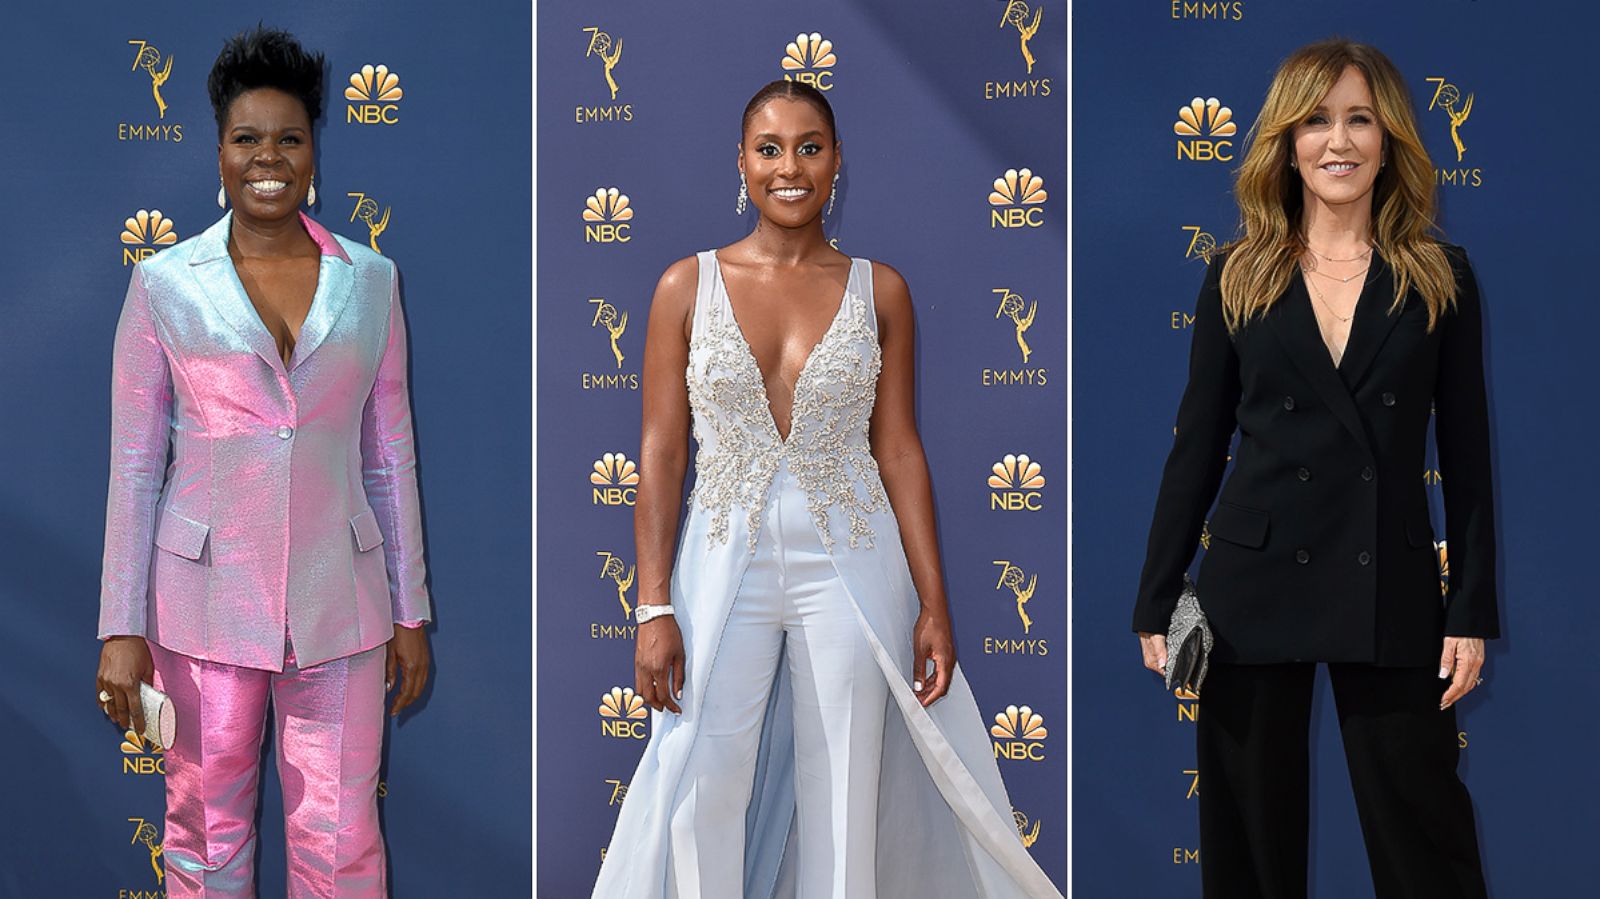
[1163,575,1214,694]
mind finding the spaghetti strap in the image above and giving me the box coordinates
[692,250,718,335]
[853,258,878,335]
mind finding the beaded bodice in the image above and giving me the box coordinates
[686,251,889,554]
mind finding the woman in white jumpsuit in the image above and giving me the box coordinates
[592,80,1063,899]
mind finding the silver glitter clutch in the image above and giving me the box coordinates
[1163,576,1214,694]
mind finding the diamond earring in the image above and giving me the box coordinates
[217,177,227,209]
[827,173,838,216]
[736,172,748,215]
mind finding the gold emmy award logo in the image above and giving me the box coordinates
[591,452,640,506]
[345,64,404,124]
[991,704,1047,761]
[1435,539,1449,596]
[127,817,165,886]
[605,778,630,807]
[596,550,636,619]
[1182,225,1218,263]
[988,168,1046,229]
[584,187,634,244]
[1425,77,1473,162]
[599,686,648,739]
[120,728,165,775]
[993,289,1037,364]
[999,2,1042,74]
[583,27,623,100]
[590,298,628,369]
[346,193,391,254]
[1012,809,1041,849]
[120,210,177,266]
[1172,0,1245,20]
[989,453,1044,511]
[993,561,1038,634]
[781,32,836,91]
[1174,97,1237,162]
[1184,768,1200,799]
[128,41,173,119]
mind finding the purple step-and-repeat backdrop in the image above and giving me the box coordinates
[1072,2,1597,896]
[0,3,531,896]
[535,1,1066,895]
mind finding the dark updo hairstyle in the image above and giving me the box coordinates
[208,26,326,139]
[741,80,837,143]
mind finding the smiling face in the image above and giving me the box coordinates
[1291,65,1385,214]
[738,96,840,228]
[218,87,314,227]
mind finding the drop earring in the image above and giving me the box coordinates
[307,179,317,207]
[736,172,748,215]
[827,173,838,216]
[217,177,227,209]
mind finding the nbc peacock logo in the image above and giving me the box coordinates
[781,32,836,91]
[120,728,165,776]
[1174,96,1237,162]
[598,686,648,740]
[583,187,634,244]
[1175,685,1199,723]
[1435,540,1449,596]
[345,64,404,125]
[988,168,1047,229]
[121,210,177,266]
[591,452,639,507]
[991,704,1047,762]
[989,453,1044,512]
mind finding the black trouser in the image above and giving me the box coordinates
[1197,663,1487,899]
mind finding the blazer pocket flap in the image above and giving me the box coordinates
[1208,502,1269,549]
[154,508,210,560]
[1405,514,1435,548]
[350,508,385,552]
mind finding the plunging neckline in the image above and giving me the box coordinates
[710,249,853,444]
[227,227,325,369]
[1299,261,1376,374]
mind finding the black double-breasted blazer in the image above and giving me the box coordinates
[1133,246,1498,666]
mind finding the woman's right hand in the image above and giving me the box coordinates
[636,613,685,714]
[1138,632,1168,676]
[97,636,154,734]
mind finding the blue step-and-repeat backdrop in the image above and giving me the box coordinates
[1072,2,1598,896]
[535,1,1066,895]
[0,3,531,896]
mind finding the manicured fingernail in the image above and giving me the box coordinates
[385,681,393,690]
[913,680,924,691]
[1437,667,1450,679]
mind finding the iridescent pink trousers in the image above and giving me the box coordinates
[150,640,387,898]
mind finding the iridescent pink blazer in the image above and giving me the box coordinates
[98,212,430,671]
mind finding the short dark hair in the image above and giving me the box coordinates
[208,26,326,138]
[741,80,837,142]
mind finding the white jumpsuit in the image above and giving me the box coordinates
[593,251,1063,899]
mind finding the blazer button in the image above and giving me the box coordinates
[1295,549,1310,564]
[1297,467,1312,481]
[1361,466,1374,481]
[1381,392,1396,407]
[277,426,294,439]
[1283,395,1296,411]
[1358,551,1372,566]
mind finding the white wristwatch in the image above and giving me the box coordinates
[635,604,675,625]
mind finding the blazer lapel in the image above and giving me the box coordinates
[1267,275,1373,456]
[187,213,288,377]
[287,253,354,371]
[1333,254,1400,391]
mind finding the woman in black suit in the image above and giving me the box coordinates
[1133,40,1495,899]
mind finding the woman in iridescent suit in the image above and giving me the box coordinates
[94,27,431,897]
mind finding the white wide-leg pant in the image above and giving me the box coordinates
[667,462,890,899]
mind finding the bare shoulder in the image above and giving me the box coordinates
[866,259,914,331]
[650,255,702,320]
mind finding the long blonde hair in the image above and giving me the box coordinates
[1220,39,1455,333]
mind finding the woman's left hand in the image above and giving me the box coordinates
[912,609,955,707]
[1438,636,1485,710]
[386,624,431,718]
